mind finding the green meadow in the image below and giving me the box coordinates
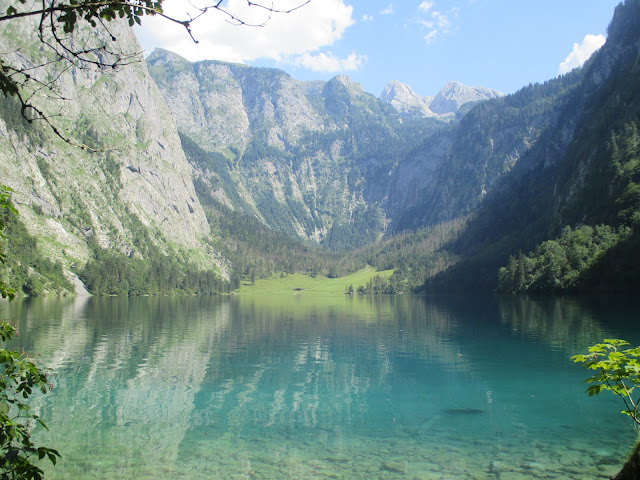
[235,266,394,296]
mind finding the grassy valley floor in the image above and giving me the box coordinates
[235,266,394,296]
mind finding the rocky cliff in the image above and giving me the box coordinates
[149,49,554,243]
[148,50,440,249]
[0,14,220,287]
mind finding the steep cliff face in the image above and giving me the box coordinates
[471,0,640,240]
[148,50,439,249]
[0,15,217,283]
[148,45,598,245]
[424,0,640,293]
[147,49,324,153]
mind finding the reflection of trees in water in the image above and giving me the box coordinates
[496,295,639,353]
[222,295,463,366]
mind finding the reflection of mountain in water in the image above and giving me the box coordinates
[190,295,470,434]
[4,294,636,479]
[497,295,640,353]
[5,295,469,473]
[8,296,231,478]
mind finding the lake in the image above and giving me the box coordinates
[2,294,639,479]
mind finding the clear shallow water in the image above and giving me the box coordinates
[2,294,639,479]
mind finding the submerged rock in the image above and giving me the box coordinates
[381,461,407,474]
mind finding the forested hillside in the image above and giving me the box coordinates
[425,0,640,293]
[0,11,227,295]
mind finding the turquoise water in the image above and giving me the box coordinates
[2,294,639,479]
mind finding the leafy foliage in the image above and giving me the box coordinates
[0,324,60,480]
[2,0,164,32]
[572,339,640,428]
[496,225,629,293]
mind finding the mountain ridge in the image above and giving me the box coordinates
[380,79,503,120]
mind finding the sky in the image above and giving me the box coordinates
[135,0,620,98]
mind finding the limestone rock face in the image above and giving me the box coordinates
[147,53,412,249]
[147,49,324,152]
[380,80,503,119]
[0,15,213,274]
[429,81,503,115]
[380,80,435,119]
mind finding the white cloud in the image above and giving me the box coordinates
[296,52,368,72]
[362,13,374,22]
[424,30,437,43]
[431,10,450,29]
[416,4,458,45]
[380,4,394,15]
[135,0,356,64]
[559,34,606,74]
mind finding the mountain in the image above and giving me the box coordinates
[0,15,226,294]
[425,0,640,292]
[379,80,435,119]
[429,81,503,115]
[380,80,503,120]
[148,51,574,242]
[147,50,447,249]
[1,0,639,296]
[387,71,583,232]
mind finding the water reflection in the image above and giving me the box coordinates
[0,294,635,479]
[3,296,232,478]
[497,294,640,353]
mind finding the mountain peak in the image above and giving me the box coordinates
[380,80,434,119]
[146,48,189,65]
[380,80,503,119]
[329,75,365,93]
[429,81,503,115]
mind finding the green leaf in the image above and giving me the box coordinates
[586,384,605,396]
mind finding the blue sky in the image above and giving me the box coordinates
[136,0,620,97]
